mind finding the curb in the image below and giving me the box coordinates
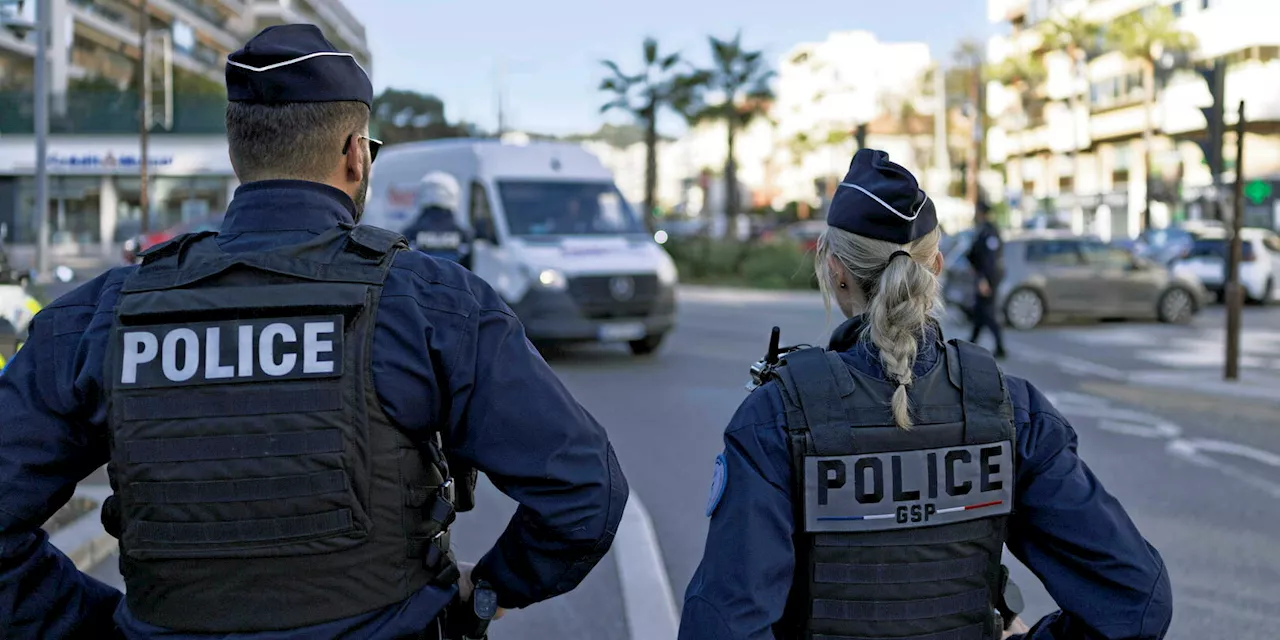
[613,490,680,640]
[49,485,118,573]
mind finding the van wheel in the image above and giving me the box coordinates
[629,333,666,356]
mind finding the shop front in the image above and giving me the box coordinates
[0,135,236,262]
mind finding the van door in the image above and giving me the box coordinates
[467,180,522,302]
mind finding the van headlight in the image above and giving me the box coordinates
[530,267,568,291]
[656,252,678,285]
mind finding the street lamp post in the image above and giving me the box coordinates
[1,0,50,280]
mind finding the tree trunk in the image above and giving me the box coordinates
[965,65,981,212]
[643,101,658,233]
[725,122,738,223]
[1142,58,1156,231]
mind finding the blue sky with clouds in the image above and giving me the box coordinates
[355,0,992,136]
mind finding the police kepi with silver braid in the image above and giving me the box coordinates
[828,148,938,245]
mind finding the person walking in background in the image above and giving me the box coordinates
[968,199,1008,358]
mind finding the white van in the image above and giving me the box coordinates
[364,138,678,355]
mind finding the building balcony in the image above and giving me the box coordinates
[1161,61,1280,135]
[151,0,243,51]
[252,0,369,65]
[0,90,226,135]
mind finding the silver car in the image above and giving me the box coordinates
[943,230,1207,330]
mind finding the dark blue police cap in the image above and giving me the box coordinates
[226,24,372,108]
[828,149,938,245]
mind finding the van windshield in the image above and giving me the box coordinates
[496,181,646,236]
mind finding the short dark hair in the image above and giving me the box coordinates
[226,101,369,183]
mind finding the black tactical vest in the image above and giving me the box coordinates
[770,339,1016,640]
[101,225,465,632]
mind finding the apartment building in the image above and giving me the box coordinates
[0,0,369,263]
[987,0,1280,240]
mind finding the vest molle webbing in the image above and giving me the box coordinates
[772,341,1016,640]
[102,225,464,632]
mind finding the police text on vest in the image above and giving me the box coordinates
[116,315,345,388]
[803,442,1014,533]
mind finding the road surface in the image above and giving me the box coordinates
[83,288,1280,639]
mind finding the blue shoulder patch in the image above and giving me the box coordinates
[705,453,727,517]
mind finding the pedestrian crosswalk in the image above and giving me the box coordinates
[1048,324,1280,371]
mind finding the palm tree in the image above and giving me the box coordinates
[689,32,776,220]
[951,39,986,207]
[1041,13,1102,201]
[599,38,701,223]
[1107,4,1197,227]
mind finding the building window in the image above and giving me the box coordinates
[1172,1,1184,16]
[1201,0,1210,9]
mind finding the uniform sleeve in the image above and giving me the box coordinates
[679,385,794,640]
[1007,381,1173,640]
[0,296,123,637]
[443,291,628,610]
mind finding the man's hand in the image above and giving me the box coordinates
[978,278,992,297]
[457,561,507,621]
[1001,616,1031,638]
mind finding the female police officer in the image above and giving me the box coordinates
[678,149,1172,640]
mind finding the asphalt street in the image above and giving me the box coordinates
[78,286,1280,639]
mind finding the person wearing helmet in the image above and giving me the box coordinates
[405,170,472,269]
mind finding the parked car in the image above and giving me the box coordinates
[122,213,225,264]
[785,220,827,253]
[1170,227,1280,304]
[944,230,1207,330]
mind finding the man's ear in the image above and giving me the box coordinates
[343,134,366,183]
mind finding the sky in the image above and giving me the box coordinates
[356,0,993,137]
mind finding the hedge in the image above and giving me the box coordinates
[664,237,819,290]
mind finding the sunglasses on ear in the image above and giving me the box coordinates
[342,134,382,163]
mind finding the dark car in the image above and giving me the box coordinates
[943,230,1207,330]
[122,213,225,264]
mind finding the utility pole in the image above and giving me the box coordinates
[1225,100,1246,381]
[138,0,150,234]
[33,0,49,280]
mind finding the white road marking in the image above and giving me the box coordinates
[614,491,680,640]
[1015,345,1129,381]
[1049,390,1280,500]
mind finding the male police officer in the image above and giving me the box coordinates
[967,199,1007,358]
[404,171,472,269]
[0,24,627,639]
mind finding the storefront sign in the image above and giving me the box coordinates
[46,153,175,169]
[0,136,233,176]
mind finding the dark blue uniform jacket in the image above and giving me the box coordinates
[679,320,1172,640]
[0,180,628,639]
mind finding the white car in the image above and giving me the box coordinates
[1172,227,1280,304]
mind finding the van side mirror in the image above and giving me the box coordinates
[474,219,498,245]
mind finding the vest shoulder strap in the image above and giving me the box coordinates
[135,230,218,263]
[773,347,857,456]
[347,224,408,257]
[948,339,1015,445]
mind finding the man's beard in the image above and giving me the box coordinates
[352,159,371,223]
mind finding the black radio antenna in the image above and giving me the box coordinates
[765,326,781,365]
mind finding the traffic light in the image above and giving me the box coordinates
[1196,59,1227,184]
